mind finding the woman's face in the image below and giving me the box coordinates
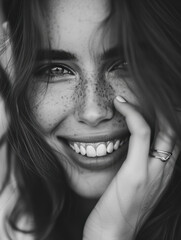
[31,0,137,198]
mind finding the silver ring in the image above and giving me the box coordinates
[150,149,172,162]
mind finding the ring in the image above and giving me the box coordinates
[149,149,172,162]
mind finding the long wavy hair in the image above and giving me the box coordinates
[111,1,181,240]
[3,1,71,239]
[3,0,181,239]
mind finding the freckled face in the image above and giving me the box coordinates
[31,0,137,198]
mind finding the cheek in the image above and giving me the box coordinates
[30,83,74,132]
[110,76,138,104]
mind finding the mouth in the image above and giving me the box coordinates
[68,138,128,157]
[57,133,129,170]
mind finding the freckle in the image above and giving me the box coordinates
[97,103,102,107]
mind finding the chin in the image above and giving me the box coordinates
[63,159,124,199]
[50,134,129,198]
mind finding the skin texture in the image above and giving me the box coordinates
[1,1,178,239]
[28,3,178,239]
[84,98,178,240]
[30,0,138,198]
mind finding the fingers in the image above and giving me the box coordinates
[114,96,151,172]
[149,131,175,173]
[152,113,175,153]
[149,115,176,174]
[114,96,176,176]
[114,96,149,135]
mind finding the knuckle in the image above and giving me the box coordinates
[138,124,151,137]
[135,125,151,140]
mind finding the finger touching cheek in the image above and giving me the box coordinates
[114,96,151,137]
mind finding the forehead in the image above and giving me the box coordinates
[44,0,118,57]
[46,0,110,19]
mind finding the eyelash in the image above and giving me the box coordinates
[109,60,128,72]
[35,64,76,83]
[35,60,128,83]
[47,66,74,76]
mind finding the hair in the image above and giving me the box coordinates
[2,0,181,239]
[112,1,181,239]
[0,64,12,193]
[3,1,71,239]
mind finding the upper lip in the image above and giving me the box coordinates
[57,130,130,143]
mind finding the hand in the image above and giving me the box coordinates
[83,97,179,240]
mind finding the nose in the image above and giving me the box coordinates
[75,80,114,127]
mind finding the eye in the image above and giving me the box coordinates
[47,66,73,76]
[107,60,129,79]
[109,60,128,72]
[35,63,76,83]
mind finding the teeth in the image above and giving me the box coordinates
[74,143,80,153]
[107,142,114,153]
[96,144,107,157]
[70,144,75,150]
[69,138,128,157]
[80,145,86,155]
[120,138,128,146]
[114,140,120,150]
[87,146,96,157]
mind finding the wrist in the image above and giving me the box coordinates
[83,223,135,240]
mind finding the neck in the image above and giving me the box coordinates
[67,190,98,240]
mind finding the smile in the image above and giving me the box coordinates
[56,132,129,170]
[68,138,128,157]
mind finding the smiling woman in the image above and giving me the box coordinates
[2,0,181,239]
[28,0,135,199]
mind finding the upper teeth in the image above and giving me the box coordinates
[69,139,127,157]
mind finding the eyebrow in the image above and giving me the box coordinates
[100,47,124,60]
[36,46,124,62]
[37,49,77,61]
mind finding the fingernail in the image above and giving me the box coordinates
[116,96,126,103]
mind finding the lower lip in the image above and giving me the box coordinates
[61,139,129,171]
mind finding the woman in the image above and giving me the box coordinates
[2,0,181,239]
